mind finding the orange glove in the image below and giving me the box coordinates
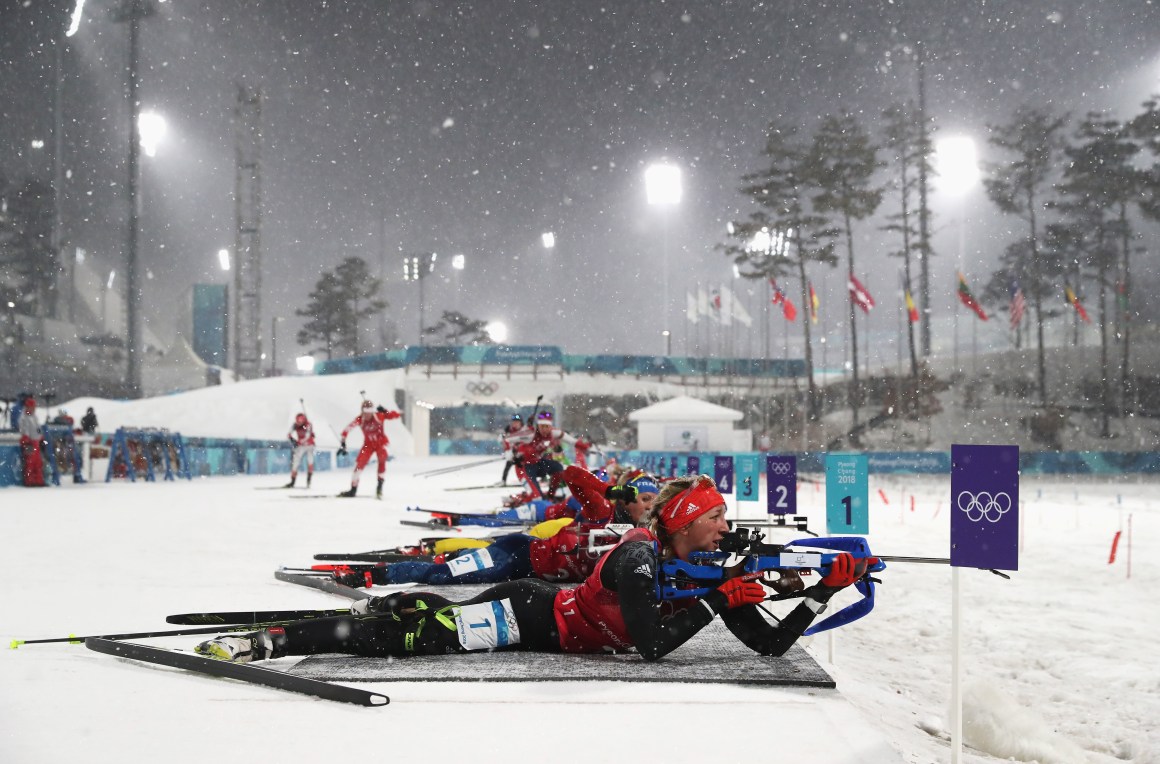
[821,553,878,588]
[717,572,766,609]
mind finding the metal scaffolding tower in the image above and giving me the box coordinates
[232,83,263,379]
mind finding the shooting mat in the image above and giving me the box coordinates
[287,585,834,687]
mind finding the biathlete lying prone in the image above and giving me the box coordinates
[330,466,660,587]
[196,473,874,663]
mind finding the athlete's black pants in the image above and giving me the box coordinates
[268,579,562,658]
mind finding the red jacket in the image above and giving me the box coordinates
[341,410,400,450]
[552,527,656,653]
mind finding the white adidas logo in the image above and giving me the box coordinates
[632,564,653,578]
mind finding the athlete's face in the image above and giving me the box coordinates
[624,492,657,524]
[679,504,730,553]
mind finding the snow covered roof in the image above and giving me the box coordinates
[628,395,743,422]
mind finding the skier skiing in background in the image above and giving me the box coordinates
[18,398,45,487]
[285,413,315,488]
[337,400,402,498]
[499,413,531,485]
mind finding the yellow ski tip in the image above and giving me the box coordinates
[10,639,24,649]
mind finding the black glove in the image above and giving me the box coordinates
[288,437,296,446]
[376,405,387,414]
[553,444,564,453]
[337,441,348,457]
[605,484,638,503]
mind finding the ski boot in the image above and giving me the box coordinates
[338,486,358,498]
[284,475,297,488]
[306,473,312,488]
[376,477,384,500]
[195,631,273,664]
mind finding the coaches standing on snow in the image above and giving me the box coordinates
[337,400,401,499]
[18,398,45,487]
[80,407,99,435]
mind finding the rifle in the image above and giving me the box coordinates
[659,526,1010,635]
[661,528,887,635]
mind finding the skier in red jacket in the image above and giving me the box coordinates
[337,400,402,498]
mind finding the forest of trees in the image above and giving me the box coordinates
[723,94,1160,437]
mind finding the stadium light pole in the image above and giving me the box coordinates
[109,0,160,396]
[645,162,682,355]
[404,252,437,345]
[270,316,284,375]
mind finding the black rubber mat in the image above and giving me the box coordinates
[289,620,834,687]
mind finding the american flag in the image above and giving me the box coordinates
[1009,280,1026,331]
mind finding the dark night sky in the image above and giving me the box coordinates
[4,0,1160,364]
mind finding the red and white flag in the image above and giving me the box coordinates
[848,275,875,314]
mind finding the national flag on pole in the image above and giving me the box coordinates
[902,276,919,323]
[1064,284,1091,324]
[725,285,754,327]
[768,278,797,322]
[848,274,875,313]
[956,271,988,321]
[686,291,700,324]
[710,287,723,323]
[1008,280,1026,331]
[808,281,819,324]
[1115,281,1130,316]
[696,286,711,318]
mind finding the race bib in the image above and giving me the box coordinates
[514,504,538,521]
[446,548,495,577]
[779,552,822,568]
[454,599,521,651]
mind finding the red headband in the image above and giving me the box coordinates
[659,477,725,532]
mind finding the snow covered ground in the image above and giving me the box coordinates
[2,380,1157,763]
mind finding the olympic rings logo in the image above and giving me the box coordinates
[956,490,1013,523]
[466,381,498,396]
[769,461,793,475]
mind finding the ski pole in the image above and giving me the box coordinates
[11,619,332,648]
[415,456,506,477]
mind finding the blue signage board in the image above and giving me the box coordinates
[714,456,735,495]
[950,444,1019,571]
[736,454,761,503]
[765,454,797,516]
[825,453,869,534]
[685,455,701,476]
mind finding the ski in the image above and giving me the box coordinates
[254,485,307,490]
[405,506,529,528]
[166,608,353,626]
[14,621,296,647]
[274,568,370,599]
[85,637,388,707]
[443,483,509,492]
[313,551,436,563]
[288,494,381,500]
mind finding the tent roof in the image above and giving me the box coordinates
[628,395,743,422]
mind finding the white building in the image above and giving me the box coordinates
[628,395,749,452]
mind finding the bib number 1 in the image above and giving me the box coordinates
[454,599,521,651]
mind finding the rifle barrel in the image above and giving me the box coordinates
[875,555,950,564]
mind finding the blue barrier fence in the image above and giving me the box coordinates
[0,438,333,487]
[604,450,1160,476]
[316,344,807,379]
